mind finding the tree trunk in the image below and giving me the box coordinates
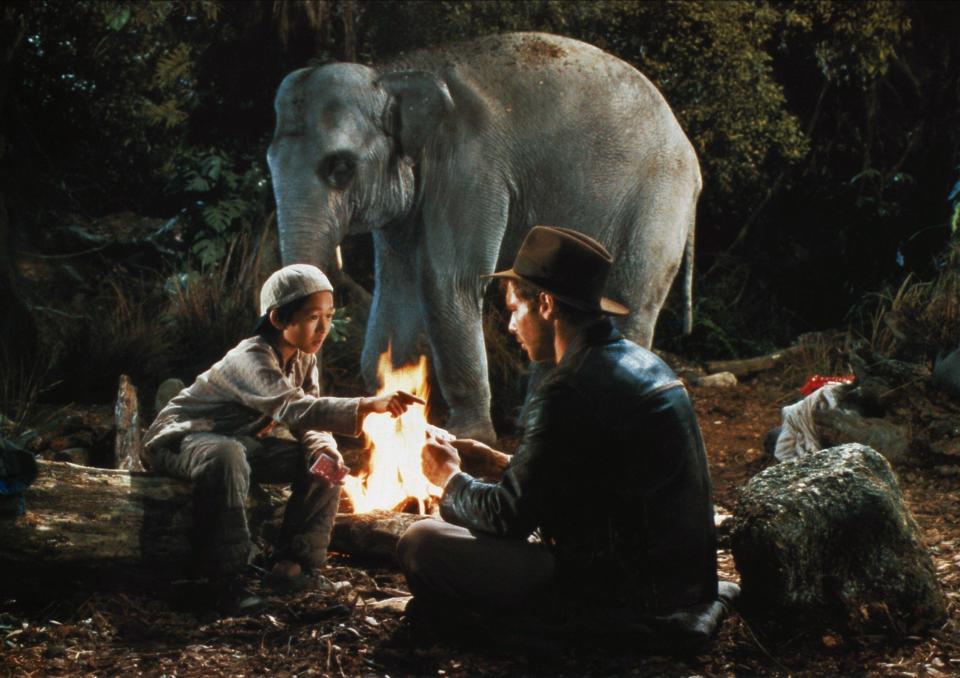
[114,374,144,471]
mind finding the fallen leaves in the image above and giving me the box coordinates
[2,370,959,676]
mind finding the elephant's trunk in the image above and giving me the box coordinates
[275,201,344,275]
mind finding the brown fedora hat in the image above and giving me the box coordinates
[485,225,629,316]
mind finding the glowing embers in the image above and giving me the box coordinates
[342,349,440,514]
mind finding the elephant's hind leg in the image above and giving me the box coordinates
[609,177,698,349]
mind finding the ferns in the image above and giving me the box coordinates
[166,148,271,267]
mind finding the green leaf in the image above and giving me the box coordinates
[185,172,210,193]
[328,308,352,343]
[202,153,223,181]
[192,238,226,266]
[106,6,131,31]
[202,204,232,233]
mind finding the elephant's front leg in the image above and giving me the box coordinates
[416,186,507,443]
[361,230,427,389]
[418,272,497,444]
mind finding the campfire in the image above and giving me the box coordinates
[342,349,441,514]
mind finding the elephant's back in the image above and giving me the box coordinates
[385,32,696,188]
[383,33,674,128]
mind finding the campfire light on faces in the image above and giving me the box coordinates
[342,348,441,514]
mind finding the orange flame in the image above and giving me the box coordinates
[342,348,440,513]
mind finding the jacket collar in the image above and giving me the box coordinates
[558,318,622,368]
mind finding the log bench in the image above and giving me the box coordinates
[0,460,424,582]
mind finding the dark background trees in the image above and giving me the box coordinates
[1,0,958,415]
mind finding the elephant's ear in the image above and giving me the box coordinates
[377,71,454,163]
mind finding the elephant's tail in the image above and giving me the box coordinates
[682,222,695,336]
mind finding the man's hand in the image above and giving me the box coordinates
[425,423,456,444]
[451,438,510,480]
[421,437,462,489]
[360,390,425,418]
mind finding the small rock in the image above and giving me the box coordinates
[815,408,910,465]
[44,643,66,658]
[821,634,840,648]
[368,596,411,615]
[154,378,185,414]
[699,372,738,388]
[933,348,960,399]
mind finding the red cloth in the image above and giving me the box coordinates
[799,374,855,396]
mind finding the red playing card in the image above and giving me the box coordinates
[309,452,347,485]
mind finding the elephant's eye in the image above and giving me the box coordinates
[319,153,356,190]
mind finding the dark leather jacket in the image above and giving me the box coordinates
[441,319,718,614]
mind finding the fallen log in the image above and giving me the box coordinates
[0,460,193,571]
[705,345,805,378]
[0,461,425,573]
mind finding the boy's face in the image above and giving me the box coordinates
[281,291,336,354]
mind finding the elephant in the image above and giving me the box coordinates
[267,32,700,443]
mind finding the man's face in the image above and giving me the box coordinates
[505,281,555,363]
[281,291,336,354]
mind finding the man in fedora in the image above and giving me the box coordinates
[398,225,736,645]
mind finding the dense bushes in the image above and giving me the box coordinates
[1,1,958,413]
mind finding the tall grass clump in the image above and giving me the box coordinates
[0,347,50,438]
[656,258,794,360]
[38,272,174,403]
[162,227,270,379]
[853,240,960,363]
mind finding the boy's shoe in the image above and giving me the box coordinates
[214,577,267,617]
[262,560,334,594]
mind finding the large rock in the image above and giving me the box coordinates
[729,444,945,633]
[933,347,960,399]
[814,408,910,464]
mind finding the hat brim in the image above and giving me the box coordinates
[483,269,630,317]
[252,313,271,335]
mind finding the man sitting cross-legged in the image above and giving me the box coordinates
[398,225,737,648]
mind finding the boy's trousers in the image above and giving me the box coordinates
[150,431,341,577]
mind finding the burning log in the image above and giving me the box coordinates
[330,509,429,564]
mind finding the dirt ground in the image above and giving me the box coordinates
[2,369,959,677]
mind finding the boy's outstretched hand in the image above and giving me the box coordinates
[360,390,425,418]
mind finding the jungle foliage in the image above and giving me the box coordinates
[1,1,958,403]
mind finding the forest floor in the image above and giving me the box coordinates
[2,367,959,677]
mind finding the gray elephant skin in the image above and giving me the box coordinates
[267,32,701,442]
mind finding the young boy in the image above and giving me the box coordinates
[142,263,419,614]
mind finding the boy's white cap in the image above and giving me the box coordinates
[260,263,333,315]
[253,264,333,333]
